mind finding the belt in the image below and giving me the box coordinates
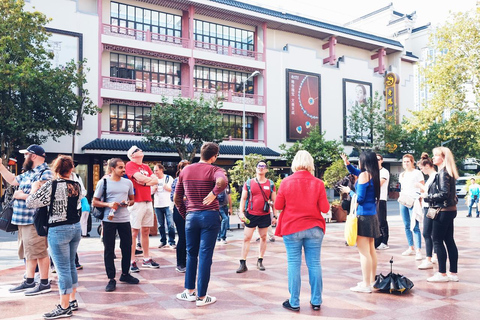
[440,206,456,212]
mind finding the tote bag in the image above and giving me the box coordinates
[344,194,358,246]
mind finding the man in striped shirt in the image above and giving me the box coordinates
[174,142,227,307]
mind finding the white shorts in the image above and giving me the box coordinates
[129,202,154,229]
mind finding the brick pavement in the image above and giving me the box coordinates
[0,214,479,320]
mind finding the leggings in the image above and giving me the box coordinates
[432,210,458,274]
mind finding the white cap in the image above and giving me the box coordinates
[127,145,140,160]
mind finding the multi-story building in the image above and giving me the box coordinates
[21,0,428,196]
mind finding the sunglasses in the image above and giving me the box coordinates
[257,164,267,169]
[132,148,141,155]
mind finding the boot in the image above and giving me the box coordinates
[236,259,248,273]
[257,258,265,271]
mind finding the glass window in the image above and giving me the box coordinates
[222,115,254,139]
[111,2,118,18]
[119,4,127,19]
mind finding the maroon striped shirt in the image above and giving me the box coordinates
[175,162,227,218]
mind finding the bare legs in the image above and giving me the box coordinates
[356,236,377,285]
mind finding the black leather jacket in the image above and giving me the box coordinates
[425,168,457,208]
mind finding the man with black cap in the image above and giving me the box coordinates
[0,144,53,295]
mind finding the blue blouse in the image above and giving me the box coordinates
[347,164,377,216]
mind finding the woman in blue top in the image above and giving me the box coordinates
[340,151,380,293]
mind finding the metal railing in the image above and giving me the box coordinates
[193,40,263,61]
[102,77,189,97]
[193,87,264,105]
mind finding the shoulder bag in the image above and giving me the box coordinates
[92,178,107,220]
[33,181,58,237]
[344,194,358,246]
[397,193,415,208]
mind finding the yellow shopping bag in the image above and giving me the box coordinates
[344,194,358,246]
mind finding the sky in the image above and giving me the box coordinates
[240,0,478,28]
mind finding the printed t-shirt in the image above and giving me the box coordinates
[153,175,173,208]
[126,162,153,202]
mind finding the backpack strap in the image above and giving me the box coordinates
[102,178,107,201]
[245,179,253,211]
[269,180,274,200]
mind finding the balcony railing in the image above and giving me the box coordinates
[193,87,264,106]
[102,24,264,61]
[102,77,189,97]
[193,40,263,61]
[102,24,189,48]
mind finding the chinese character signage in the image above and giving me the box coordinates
[384,72,399,124]
[286,69,321,141]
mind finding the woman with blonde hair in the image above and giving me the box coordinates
[422,147,459,282]
[275,150,330,312]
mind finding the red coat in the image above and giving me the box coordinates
[274,170,329,236]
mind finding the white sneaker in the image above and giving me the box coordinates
[376,243,389,250]
[350,283,372,293]
[196,294,217,307]
[427,272,449,282]
[418,260,434,270]
[415,251,423,261]
[221,239,227,244]
[448,273,459,282]
[431,257,438,264]
[176,289,196,302]
[402,248,415,256]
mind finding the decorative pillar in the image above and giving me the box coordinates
[371,48,386,74]
[322,36,337,65]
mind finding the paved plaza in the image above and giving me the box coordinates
[0,203,479,319]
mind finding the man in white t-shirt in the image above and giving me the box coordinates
[152,163,176,249]
[376,154,390,250]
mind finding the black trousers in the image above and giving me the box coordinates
[375,200,389,247]
[103,221,132,279]
[172,206,186,268]
[422,208,435,258]
[432,210,458,274]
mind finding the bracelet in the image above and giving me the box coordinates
[273,216,277,219]
[211,190,216,196]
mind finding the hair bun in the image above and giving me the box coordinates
[421,152,429,160]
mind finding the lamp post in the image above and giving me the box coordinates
[243,70,260,167]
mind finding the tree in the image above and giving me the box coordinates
[228,153,278,189]
[345,91,385,153]
[404,8,480,163]
[279,126,344,176]
[0,0,97,165]
[145,96,226,162]
[323,159,348,189]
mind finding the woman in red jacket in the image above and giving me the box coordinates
[275,150,330,312]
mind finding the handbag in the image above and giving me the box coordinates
[92,178,107,220]
[0,201,18,232]
[426,207,441,220]
[398,193,415,208]
[344,194,358,246]
[33,181,58,237]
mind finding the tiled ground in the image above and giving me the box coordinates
[1,215,479,320]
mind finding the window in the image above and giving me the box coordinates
[194,66,253,94]
[110,104,151,133]
[110,53,181,88]
[222,114,254,139]
[194,20,254,52]
[110,2,182,38]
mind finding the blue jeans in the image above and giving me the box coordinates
[283,226,324,308]
[48,222,81,295]
[185,210,221,297]
[467,197,479,217]
[155,207,176,245]
[217,206,229,240]
[399,204,421,248]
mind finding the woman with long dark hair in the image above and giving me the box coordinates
[27,155,82,319]
[341,151,380,293]
[422,147,459,282]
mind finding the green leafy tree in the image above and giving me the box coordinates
[228,153,278,189]
[346,91,385,153]
[323,159,348,189]
[279,126,343,176]
[0,0,97,164]
[146,96,225,162]
[404,8,480,163]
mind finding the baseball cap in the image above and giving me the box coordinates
[127,145,141,160]
[19,145,46,157]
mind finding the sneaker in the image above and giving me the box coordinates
[448,273,459,282]
[402,248,415,256]
[120,273,139,284]
[431,257,438,264]
[376,243,389,250]
[130,262,140,273]
[176,289,196,302]
[51,266,57,274]
[69,300,78,311]
[176,266,187,273]
[415,251,423,261]
[168,244,177,249]
[43,304,72,319]
[269,237,275,242]
[221,239,228,244]
[105,279,116,292]
[9,281,36,293]
[158,243,167,249]
[196,295,217,307]
[427,272,449,282]
[418,260,434,270]
[142,258,160,268]
[25,282,52,296]
[282,299,300,312]
[76,264,83,270]
[350,283,372,293]
[134,249,143,256]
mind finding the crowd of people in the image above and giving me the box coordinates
[0,142,463,317]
